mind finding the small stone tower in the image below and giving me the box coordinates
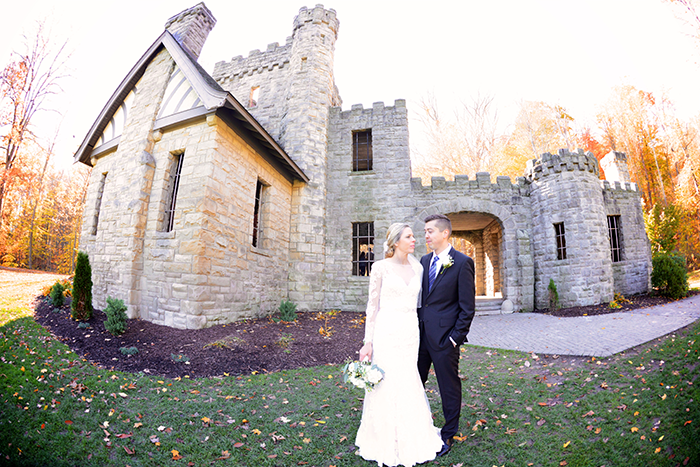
[280,6,341,310]
[526,149,614,308]
[600,150,632,184]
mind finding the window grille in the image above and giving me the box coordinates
[252,180,264,247]
[163,153,184,232]
[608,215,622,263]
[554,222,566,260]
[352,222,375,276]
[352,130,373,171]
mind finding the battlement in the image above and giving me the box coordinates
[212,39,292,82]
[332,100,407,119]
[410,172,526,192]
[293,5,339,38]
[601,180,639,192]
[525,148,600,181]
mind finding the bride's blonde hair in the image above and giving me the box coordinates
[383,223,411,258]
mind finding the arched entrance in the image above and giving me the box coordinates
[448,212,502,299]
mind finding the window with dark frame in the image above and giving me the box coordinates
[91,172,107,235]
[352,222,374,276]
[252,180,264,247]
[163,153,184,233]
[352,129,373,171]
[554,222,567,260]
[608,215,622,263]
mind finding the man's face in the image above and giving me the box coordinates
[424,220,448,252]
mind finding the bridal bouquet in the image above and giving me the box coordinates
[342,359,384,392]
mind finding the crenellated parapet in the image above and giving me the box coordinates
[212,40,292,82]
[332,99,407,121]
[410,172,527,194]
[293,5,339,38]
[601,180,638,192]
[525,148,599,181]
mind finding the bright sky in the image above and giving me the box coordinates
[2,0,699,170]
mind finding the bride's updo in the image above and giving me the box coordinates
[383,223,411,258]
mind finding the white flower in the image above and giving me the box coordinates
[341,360,385,391]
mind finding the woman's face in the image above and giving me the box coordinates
[395,227,416,255]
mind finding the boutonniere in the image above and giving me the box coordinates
[440,255,454,275]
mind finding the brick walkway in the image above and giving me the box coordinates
[467,294,700,357]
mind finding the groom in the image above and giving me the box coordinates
[418,214,475,457]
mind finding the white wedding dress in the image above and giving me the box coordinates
[355,258,444,467]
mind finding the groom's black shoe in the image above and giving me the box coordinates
[437,437,453,457]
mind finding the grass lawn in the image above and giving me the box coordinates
[1,274,698,466]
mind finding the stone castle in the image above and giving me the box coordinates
[74,3,651,329]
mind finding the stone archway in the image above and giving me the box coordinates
[449,212,502,298]
[412,197,534,313]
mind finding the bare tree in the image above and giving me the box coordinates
[0,22,68,226]
[413,93,502,180]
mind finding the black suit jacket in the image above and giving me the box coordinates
[419,247,476,351]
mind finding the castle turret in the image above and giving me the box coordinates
[526,149,614,309]
[281,6,341,311]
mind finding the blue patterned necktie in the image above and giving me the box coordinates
[428,255,439,292]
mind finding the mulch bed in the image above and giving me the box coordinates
[34,291,694,378]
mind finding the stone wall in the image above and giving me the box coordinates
[603,181,652,296]
[325,100,412,311]
[409,173,536,312]
[526,149,615,309]
[80,48,175,318]
[137,115,293,328]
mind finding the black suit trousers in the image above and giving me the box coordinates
[418,321,461,440]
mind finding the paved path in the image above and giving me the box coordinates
[467,294,700,357]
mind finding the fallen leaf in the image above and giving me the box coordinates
[303,438,311,444]
[116,433,132,439]
[631,427,639,432]
[655,447,661,453]
[133,422,143,428]
[201,417,211,424]
[563,441,571,448]
[684,420,692,426]
[252,428,262,435]
[171,449,182,460]
[216,451,231,460]
[123,446,134,455]
[65,420,73,425]
[582,411,595,417]
[233,442,244,448]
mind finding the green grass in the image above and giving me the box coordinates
[0,313,698,466]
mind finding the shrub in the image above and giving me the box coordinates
[50,281,65,308]
[104,296,128,336]
[276,299,298,322]
[651,252,688,300]
[71,251,93,321]
[548,279,559,310]
[120,346,139,356]
[77,322,90,329]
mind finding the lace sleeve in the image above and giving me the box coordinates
[363,261,383,344]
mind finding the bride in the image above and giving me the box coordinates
[355,223,444,466]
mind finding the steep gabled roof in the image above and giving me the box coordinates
[74,31,308,183]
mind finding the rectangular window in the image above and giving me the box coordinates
[352,129,373,171]
[554,222,566,260]
[91,172,107,235]
[252,179,265,247]
[608,215,622,263]
[163,153,184,232]
[249,86,260,107]
[352,222,375,276]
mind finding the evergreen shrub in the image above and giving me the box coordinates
[71,251,93,321]
[50,281,65,308]
[104,296,128,336]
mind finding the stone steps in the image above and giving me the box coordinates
[476,297,505,315]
